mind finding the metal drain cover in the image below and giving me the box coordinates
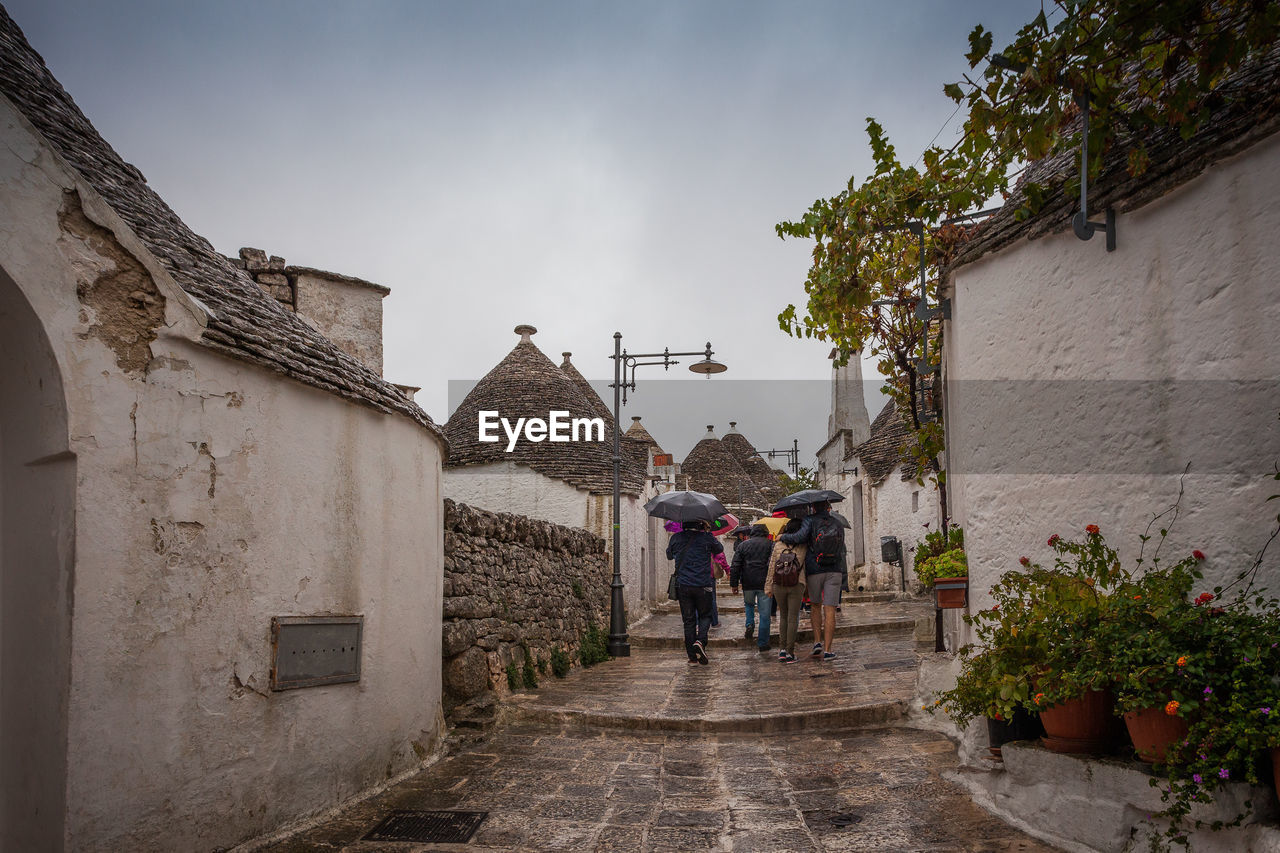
[363,810,487,843]
[830,813,863,827]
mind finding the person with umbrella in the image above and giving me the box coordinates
[778,496,846,661]
[647,491,726,665]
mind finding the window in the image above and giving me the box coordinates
[912,491,919,512]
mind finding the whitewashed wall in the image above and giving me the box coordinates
[944,130,1280,620]
[0,101,447,852]
[844,465,940,592]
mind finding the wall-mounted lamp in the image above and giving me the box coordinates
[989,54,1116,252]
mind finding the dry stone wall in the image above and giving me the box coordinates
[442,498,609,724]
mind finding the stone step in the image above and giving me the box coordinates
[509,694,907,734]
[627,616,923,650]
[504,633,923,735]
[652,590,903,615]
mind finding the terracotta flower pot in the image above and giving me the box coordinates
[987,709,1046,759]
[934,576,968,609]
[1123,704,1189,763]
[1038,690,1115,754]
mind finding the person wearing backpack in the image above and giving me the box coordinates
[666,519,723,665]
[764,516,807,663]
[729,524,774,652]
[779,500,845,661]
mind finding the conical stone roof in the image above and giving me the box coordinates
[722,422,787,506]
[559,352,614,423]
[624,416,665,455]
[445,326,644,495]
[681,426,765,510]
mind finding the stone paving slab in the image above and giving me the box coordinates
[508,633,923,733]
[259,723,1058,853]
[630,600,934,650]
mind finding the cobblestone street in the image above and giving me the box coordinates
[259,600,1058,852]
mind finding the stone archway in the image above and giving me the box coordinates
[0,265,74,851]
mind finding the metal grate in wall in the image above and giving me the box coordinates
[362,809,488,844]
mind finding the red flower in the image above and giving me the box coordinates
[991,603,1000,611]
[1086,524,1100,535]
[1192,550,1206,561]
[1195,592,1214,606]
[1048,534,1061,547]
[1018,556,1031,567]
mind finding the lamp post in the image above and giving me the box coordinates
[608,334,725,657]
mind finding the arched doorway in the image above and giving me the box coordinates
[0,266,74,851]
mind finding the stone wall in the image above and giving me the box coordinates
[441,498,610,724]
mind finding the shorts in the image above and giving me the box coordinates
[806,571,842,607]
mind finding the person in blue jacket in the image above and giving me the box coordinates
[666,519,723,665]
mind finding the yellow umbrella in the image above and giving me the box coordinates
[752,516,789,536]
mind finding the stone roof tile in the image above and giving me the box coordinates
[681,426,766,511]
[0,8,446,447]
[720,424,786,506]
[951,45,1280,270]
[851,402,933,485]
[624,417,665,455]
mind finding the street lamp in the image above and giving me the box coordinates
[608,334,725,657]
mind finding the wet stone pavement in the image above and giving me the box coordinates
[262,722,1055,853]
[260,600,1057,852]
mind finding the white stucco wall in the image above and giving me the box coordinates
[293,270,386,376]
[944,130,1280,620]
[845,465,940,592]
[1,99,446,851]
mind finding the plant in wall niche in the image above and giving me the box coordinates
[579,621,610,667]
[505,661,520,692]
[536,656,547,676]
[550,646,571,678]
[521,646,538,689]
[571,579,584,600]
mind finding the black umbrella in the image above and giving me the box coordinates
[772,488,846,512]
[644,490,728,522]
[830,511,852,529]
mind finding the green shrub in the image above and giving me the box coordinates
[550,646,571,678]
[579,621,610,667]
[505,661,520,691]
[521,646,538,689]
[571,579,584,599]
[915,548,968,586]
[536,656,547,675]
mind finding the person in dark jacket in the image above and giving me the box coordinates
[780,501,845,661]
[729,524,775,651]
[666,519,723,664]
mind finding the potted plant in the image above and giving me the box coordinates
[914,527,967,607]
[934,526,1127,754]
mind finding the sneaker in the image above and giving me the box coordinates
[693,641,709,665]
[745,624,754,640]
[778,650,788,661]
[823,652,837,661]
[688,658,699,665]
[783,653,798,664]
[811,643,823,658]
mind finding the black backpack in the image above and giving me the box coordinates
[811,515,845,567]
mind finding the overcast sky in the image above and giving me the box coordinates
[8,0,1043,462]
